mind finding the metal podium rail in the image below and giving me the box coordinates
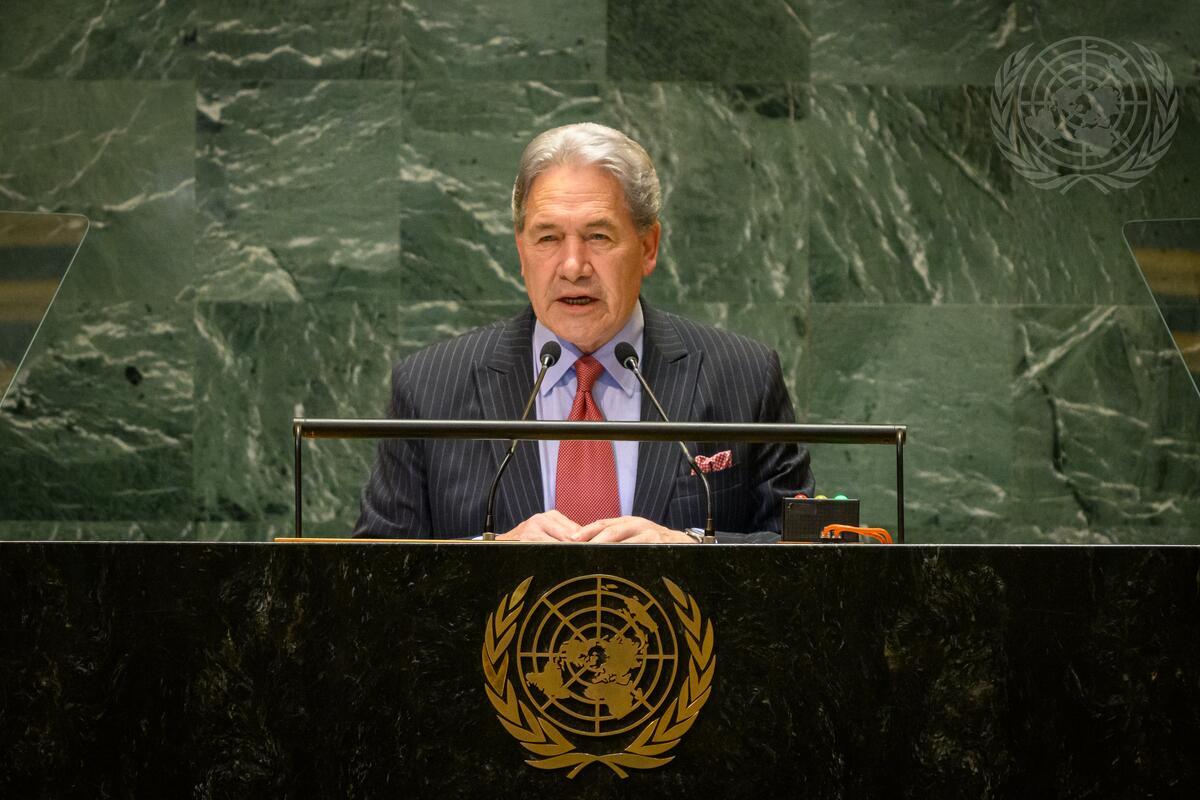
[292,419,909,541]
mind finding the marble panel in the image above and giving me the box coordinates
[0,0,196,79]
[811,0,1200,87]
[0,80,196,307]
[2,0,607,82]
[0,520,193,542]
[647,300,810,417]
[609,83,809,306]
[0,302,194,521]
[1011,305,1200,542]
[0,81,196,525]
[194,0,403,79]
[194,80,403,303]
[193,299,526,533]
[0,519,306,542]
[402,0,605,80]
[808,84,1200,306]
[399,81,604,301]
[805,304,1014,542]
[607,0,809,82]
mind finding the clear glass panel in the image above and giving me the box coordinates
[1124,218,1200,400]
[0,212,88,405]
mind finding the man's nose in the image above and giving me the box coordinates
[559,236,592,280]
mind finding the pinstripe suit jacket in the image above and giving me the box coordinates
[353,303,814,538]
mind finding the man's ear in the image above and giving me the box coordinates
[640,221,661,277]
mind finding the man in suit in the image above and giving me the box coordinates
[355,123,814,542]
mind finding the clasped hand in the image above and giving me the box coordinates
[494,510,696,544]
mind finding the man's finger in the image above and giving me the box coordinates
[499,512,580,541]
[535,512,581,540]
[621,532,664,544]
[544,510,581,527]
[587,521,643,543]
[573,517,623,542]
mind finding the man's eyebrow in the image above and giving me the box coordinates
[528,219,617,232]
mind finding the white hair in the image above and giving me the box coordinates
[511,123,661,232]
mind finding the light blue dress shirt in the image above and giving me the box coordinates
[532,301,645,517]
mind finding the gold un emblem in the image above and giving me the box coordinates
[482,574,716,779]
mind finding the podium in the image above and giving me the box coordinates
[3,541,1199,796]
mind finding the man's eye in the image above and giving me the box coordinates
[538,235,557,243]
[589,233,610,241]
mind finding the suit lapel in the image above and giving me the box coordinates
[471,308,544,527]
[632,304,701,523]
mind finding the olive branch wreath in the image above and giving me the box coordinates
[481,576,716,779]
[990,42,1177,194]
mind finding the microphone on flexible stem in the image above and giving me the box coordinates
[482,340,561,540]
[614,341,715,543]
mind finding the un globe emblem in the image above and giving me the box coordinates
[517,575,678,736]
[991,36,1178,192]
[482,575,716,778]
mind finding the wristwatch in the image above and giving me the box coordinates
[681,527,705,544]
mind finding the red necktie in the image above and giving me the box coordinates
[555,355,621,525]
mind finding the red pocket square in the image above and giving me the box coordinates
[693,450,732,474]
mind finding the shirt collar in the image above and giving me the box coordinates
[533,300,644,398]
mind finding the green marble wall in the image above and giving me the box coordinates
[1,1,1197,542]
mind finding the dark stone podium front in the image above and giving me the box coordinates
[3,542,1199,798]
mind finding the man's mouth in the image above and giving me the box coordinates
[559,296,595,306]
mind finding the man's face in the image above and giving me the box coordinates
[515,164,660,353]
